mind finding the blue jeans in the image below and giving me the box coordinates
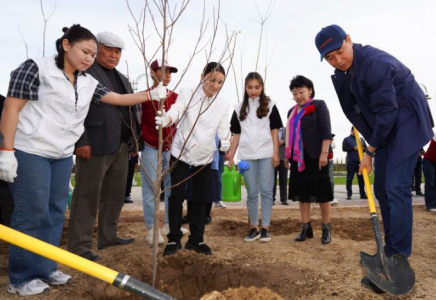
[374,148,417,258]
[8,150,72,285]
[422,158,436,210]
[140,145,170,229]
[243,158,274,227]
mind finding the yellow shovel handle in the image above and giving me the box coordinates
[353,128,377,214]
[0,224,118,283]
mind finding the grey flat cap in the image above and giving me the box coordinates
[97,31,125,49]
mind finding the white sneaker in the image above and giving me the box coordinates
[215,201,227,208]
[331,198,339,206]
[146,227,164,245]
[428,208,436,212]
[48,270,72,285]
[8,279,50,296]
[161,223,170,235]
[180,226,189,235]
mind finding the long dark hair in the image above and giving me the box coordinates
[239,72,270,121]
[202,62,225,77]
[55,24,97,69]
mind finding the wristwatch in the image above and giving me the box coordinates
[364,147,376,158]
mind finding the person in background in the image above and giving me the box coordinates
[140,59,188,245]
[316,24,434,293]
[124,153,139,204]
[0,24,165,296]
[422,134,436,212]
[67,31,141,262]
[342,127,367,200]
[226,72,282,243]
[329,134,339,206]
[273,126,289,205]
[410,149,424,196]
[0,94,14,227]
[284,75,333,245]
[156,62,230,256]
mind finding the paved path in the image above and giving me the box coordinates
[121,184,425,211]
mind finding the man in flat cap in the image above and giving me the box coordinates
[67,32,141,261]
[316,24,433,293]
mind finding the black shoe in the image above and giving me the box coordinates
[181,216,189,224]
[259,228,271,242]
[205,216,212,225]
[295,222,313,241]
[124,196,133,203]
[415,191,424,196]
[281,200,289,205]
[346,196,352,200]
[98,237,135,250]
[80,251,101,261]
[361,277,386,294]
[321,223,331,244]
[244,228,260,242]
[163,242,182,256]
[185,240,212,255]
[360,195,368,199]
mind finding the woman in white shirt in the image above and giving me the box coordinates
[0,24,164,296]
[226,72,282,242]
[156,62,230,256]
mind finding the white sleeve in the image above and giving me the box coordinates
[166,88,189,125]
[217,108,230,141]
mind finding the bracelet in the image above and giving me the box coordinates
[322,150,328,154]
[364,147,376,158]
[0,148,14,151]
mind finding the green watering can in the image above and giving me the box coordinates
[221,161,250,202]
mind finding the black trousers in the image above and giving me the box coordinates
[273,160,288,201]
[168,156,211,243]
[125,155,138,197]
[411,155,422,192]
[346,161,366,197]
[0,180,14,226]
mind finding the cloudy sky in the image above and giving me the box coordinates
[1,0,435,160]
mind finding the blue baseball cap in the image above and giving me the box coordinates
[315,25,347,61]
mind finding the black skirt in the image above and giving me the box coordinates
[288,152,333,203]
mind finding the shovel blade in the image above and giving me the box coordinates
[360,251,415,296]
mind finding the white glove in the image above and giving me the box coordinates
[220,139,230,152]
[155,110,172,129]
[149,82,167,101]
[0,150,18,183]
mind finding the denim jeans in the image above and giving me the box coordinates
[422,158,436,210]
[8,150,72,285]
[243,158,274,227]
[374,148,417,258]
[140,145,170,229]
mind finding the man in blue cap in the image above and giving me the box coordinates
[315,24,433,293]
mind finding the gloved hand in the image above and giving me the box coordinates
[0,150,18,183]
[219,139,230,152]
[149,82,167,101]
[155,110,172,129]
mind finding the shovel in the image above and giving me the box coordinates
[0,224,175,300]
[354,128,415,296]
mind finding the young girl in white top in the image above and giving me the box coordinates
[0,24,164,296]
[226,72,282,242]
[155,62,230,256]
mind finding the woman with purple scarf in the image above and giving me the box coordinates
[284,75,333,244]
